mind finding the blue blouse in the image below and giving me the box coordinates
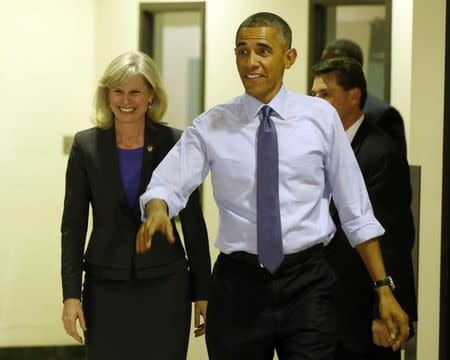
[117,146,144,209]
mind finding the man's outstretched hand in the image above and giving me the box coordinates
[136,199,175,253]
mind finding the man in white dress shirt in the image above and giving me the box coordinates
[136,12,409,360]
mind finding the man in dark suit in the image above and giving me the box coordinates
[321,39,407,155]
[311,57,417,360]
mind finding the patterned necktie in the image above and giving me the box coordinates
[256,105,284,274]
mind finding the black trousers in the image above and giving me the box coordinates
[82,262,191,360]
[334,342,401,360]
[206,245,337,360]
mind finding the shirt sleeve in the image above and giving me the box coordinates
[140,121,210,220]
[324,111,385,247]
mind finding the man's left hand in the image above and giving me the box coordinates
[377,287,409,351]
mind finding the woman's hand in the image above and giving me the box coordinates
[372,318,391,347]
[62,298,87,344]
[194,300,207,337]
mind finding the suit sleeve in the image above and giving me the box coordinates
[364,140,416,320]
[61,134,90,301]
[377,107,408,156]
[179,189,211,301]
[364,142,414,252]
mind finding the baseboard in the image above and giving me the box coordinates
[0,345,85,359]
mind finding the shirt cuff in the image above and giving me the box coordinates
[341,213,385,247]
[139,188,178,221]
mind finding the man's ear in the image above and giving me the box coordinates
[285,48,298,69]
[349,87,362,107]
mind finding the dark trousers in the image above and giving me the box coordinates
[206,245,337,360]
[334,342,401,360]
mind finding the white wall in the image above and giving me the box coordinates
[391,0,413,145]
[408,1,446,358]
[391,1,445,358]
[0,0,95,346]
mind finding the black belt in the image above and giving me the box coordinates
[223,243,324,269]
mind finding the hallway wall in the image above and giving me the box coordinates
[0,0,95,346]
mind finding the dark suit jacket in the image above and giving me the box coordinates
[364,93,407,155]
[61,121,211,302]
[325,117,417,352]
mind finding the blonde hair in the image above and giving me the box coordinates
[92,51,168,129]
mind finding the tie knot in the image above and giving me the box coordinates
[261,105,273,120]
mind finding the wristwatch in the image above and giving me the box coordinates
[374,276,396,291]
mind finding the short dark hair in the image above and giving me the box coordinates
[236,12,292,49]
[321,39,364,66]
[312,57,367,110]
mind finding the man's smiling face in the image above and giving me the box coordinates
[235,26,296,104]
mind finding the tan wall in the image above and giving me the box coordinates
[0,0,95,346]
[392,1,446,359]
[0,0,445,358]
[408,1,446,358]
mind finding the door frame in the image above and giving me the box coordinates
[139,2,206,114]
[308,0,391,101]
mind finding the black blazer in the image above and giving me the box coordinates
[325,117,417,352]
[364,93,407,155]
[61,121,211,302]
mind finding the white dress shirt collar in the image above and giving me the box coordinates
[243,85,288,121]
[345,114,365,143]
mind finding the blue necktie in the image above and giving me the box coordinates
[256,105,284,274]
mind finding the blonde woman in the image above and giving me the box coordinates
[61,51,210,359]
